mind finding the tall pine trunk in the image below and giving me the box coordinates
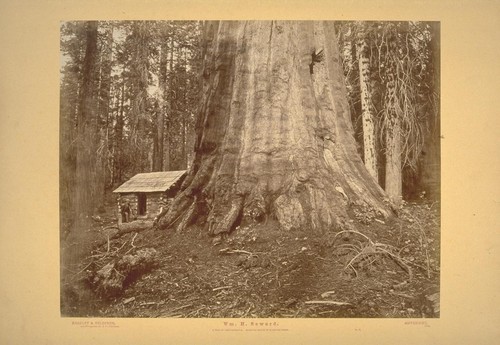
[153,41,166,172]
[420,22,440,200]
[96,25,114,210]
[168,35,178,170]
[130,22,151,174]
[75,21,99,219]
[384,53,403,206]
[163,35,175,171]
[181,47,188,169]
[356,25,378,181]
[113,83,125,185]
[159,21,392,235]
[152,100,164,171]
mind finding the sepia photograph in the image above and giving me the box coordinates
[2,0,500,343]
[60,20,441,318]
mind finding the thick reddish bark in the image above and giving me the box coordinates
[158,21,392,235]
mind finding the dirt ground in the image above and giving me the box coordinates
[61,198,440,318]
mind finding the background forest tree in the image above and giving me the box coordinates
[60,21,201,228]
[60,20,439,235]
[336,21,440,205]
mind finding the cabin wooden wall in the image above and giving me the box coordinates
[117,192,167,222]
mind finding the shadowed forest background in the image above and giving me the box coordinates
[60,21,201,226]
[60,21,440,318]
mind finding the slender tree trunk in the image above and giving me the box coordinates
[157,103,165,173]
[75,21,99,218]
[95,56,105,211]
[384,57,403,206]
[104,26,115,190]
[342,30,353,76]
[385,115,402,206]
[95,25,115,210]
[340,24,355,100]
[182,115,187,169]
[113,83,125,185]
[163,35,175,171]
[158,21,392,235]
[152,105,160,171]
[60,71,80,225]
[130,22,151,174]
[168,35,177,170]
[152,99,165,171]
[181,48,187,169]
[420,22,440,200]
[153,41,167,171]
[164,122,171,170]
[356,25,378,181]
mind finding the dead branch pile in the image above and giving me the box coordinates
[90,248,159,297]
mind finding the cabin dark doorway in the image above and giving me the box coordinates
[137,193,147,216]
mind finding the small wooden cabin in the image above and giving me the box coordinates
[113,170,186,223]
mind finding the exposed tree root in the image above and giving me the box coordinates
[158,157,215,230]
[158,194,194,230]
[209,196,244,236]
[176,197,198,232]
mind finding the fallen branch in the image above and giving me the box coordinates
[390,291,414,299]
[219,248,255,256]
[140,302,157,306]
[103,225,119,231]
[212,285,232,292]
[186,307,206,317]
[320,291,336,298]
[376,247,413,280]
[335,230,373,243]
[170,304,193,313]
[122,233,141,255]
[336,243,361,253]
[346,262,358,277]
[69,261,94,281]
[130,232,138,247]
[95,221,152,248]
[305,301,352,306]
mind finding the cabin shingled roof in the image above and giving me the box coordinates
[113,170,186,194]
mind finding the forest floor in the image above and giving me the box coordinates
[61,198,440,318]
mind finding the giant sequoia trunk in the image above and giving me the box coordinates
[158,21,392,235]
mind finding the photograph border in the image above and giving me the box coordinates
[1,0,499,344]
